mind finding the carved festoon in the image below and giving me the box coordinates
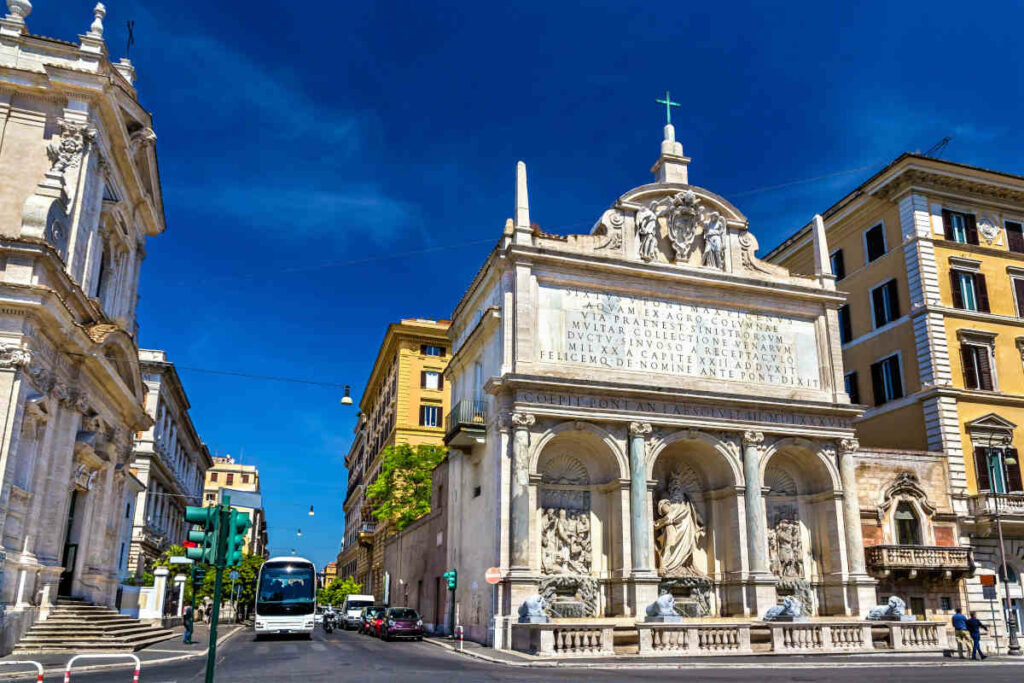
[47,119,96,175]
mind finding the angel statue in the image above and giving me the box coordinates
[702,211,727,270]
[635,207,659,262]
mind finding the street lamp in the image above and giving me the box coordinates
[297,528,302,537]
[340,385,353,406]
[986,443,1022,656]
[308,505,315,517]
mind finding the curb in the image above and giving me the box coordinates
[0,624,245,680]
[419,638,1024,670]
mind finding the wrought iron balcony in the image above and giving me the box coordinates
[444,399,488,448]
[864,545,973,578]
[969,492,1024,519]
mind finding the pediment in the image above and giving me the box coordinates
[965,413,1017,433]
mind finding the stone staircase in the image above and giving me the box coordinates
[12,598,175,654]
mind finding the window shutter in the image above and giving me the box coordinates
[838,305,852,343]
[833,250,845,280]
[966,213,979,245]
[887,280,901,319]
[950,271,964,309]
[420,371,426,389]
[418,405,425,426]
[974,447,991,491]
[870,361,885,405]
[941,209,954,241]
[889,358,904,399]
[847,371,860,404]
[1007,448,1023,492]
[975,273,990,313]
[437,373,444,389]
[976,346,994,391]
[1007,221,1024,254]
[961,346,979,389]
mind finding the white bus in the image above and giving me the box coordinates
[254,556,317,637]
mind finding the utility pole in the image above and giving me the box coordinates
[990,449,1022,656]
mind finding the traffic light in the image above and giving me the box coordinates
[224,509,252,566]
[184,506,218,563]
[443,568,457,591]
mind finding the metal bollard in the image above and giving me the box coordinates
[455,625,464,652]
[64,653,141,682]
[0,660,44,682]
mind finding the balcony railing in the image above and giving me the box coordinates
[864,545,973,575]
[969,492,1024,518]
[357,521,377,547]
[444,399,488,447]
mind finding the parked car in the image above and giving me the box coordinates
[380,607,423,641]
[341,594,375,630]
[358,606,386,635]
[369,608,387,638]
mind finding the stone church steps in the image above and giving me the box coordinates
[12,600,175,654]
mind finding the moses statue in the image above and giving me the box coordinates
[653,493,704,576]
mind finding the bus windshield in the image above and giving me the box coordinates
[256,562,316,616]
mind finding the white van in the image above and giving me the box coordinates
[341,594,376,630]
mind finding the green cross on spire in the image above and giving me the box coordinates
[656,90,681,124]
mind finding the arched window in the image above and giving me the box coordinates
[999,565,1019,584]
[894,501,922,546]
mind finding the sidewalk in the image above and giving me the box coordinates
[0,623,244,679]
[422,636,1024,669]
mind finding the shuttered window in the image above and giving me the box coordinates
[870,355,903,406]
[421,371,442,390]
[942,210,978,245]
[1006,221,1024,254]
[950,270,989,312]
[871,279,900,328]
[830,250,846,280]
[844,372,860,404]
[420,345,446,357]
[961,344,995,391]
[1008,448,1023,492]
[838,305,852,344]
[974,447,991,491]
[419,404,440,427]
[864,224,887,263]
[1014,278,1024,317]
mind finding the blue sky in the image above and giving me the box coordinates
[34,1,1024,570]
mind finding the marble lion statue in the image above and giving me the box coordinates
[518,595,548,622]
[867,595,906,620]
[646,592,677,618]
[763,595,803,621]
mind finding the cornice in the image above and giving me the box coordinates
[874,167,1024,205]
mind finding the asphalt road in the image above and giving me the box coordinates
[32,626,1024,682]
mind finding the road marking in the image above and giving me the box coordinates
[311,642,326,652]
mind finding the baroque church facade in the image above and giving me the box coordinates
[443,123,880,646]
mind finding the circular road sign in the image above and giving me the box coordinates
[229,570,239,581]
[485,567,501,585]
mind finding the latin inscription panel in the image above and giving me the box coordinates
[535,285,820,389]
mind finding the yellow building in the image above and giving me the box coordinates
[337,319,451,596]
[768,153,1024,642]
[203,455,268,557]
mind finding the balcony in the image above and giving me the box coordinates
[864,545,974,579]
[969,492,1024,519]
[444,399,488,448]
[357,521,377,548]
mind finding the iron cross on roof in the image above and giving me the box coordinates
[656,90,681,124]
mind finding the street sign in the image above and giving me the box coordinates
[170,556,194,564]
[983,585,997,600]
[229,570,239,581]
[485,567,501,585]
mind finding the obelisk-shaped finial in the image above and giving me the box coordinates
[514,161,533,246]
[811,213,834,288]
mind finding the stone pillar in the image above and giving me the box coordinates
[838,438,877,616]
[508,412,535,571]
[629,422,653,573]
[152,567,169,619]
[743,431,776,616]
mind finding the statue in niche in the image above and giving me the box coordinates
[635,207,659,262]
[540,508,591,575]
[768,518,804,579]
[702,211,727,270]
[653,473,705,577]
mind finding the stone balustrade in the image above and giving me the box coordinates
[890,621,949,650]
[511,623,615,657]
[637,623,752,656]
[969,492,1024,518]
[769,622,873,653]
[864,545,973,573]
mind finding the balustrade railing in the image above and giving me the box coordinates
[969,492,1024,517]
[864,545,972,571]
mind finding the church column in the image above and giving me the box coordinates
[838,438,876,615]
[508,412,535,571]
[743,431,769,574]
[629,422,653,574]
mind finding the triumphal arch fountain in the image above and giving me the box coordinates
[443,121,891,654]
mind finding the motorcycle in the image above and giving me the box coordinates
[323,609,336,633]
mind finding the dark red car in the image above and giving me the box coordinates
[358,606,385,635]
[381,607,423,641]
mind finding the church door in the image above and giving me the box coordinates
[58,491,80,597]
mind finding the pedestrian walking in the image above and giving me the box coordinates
[952,608,972,658]
[183,605,194,645]
[966,611,988,660]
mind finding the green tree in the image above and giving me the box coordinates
[194,553,265,607]
[365,443,446,531]
[317,576,363,606]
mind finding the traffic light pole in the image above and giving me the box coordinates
[204,499,231,683]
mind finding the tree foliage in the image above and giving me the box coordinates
[317,576,363,606]
[365,443,446,531]
[142,545,265,606]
